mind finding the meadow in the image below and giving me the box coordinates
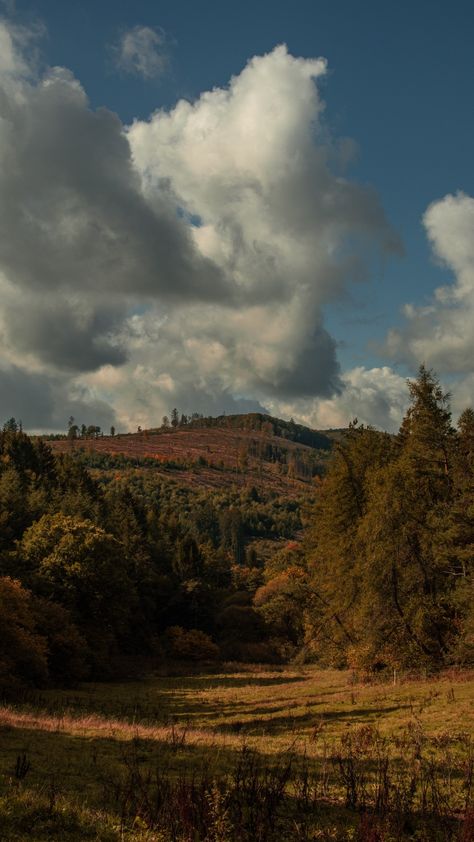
[1,666,473,841]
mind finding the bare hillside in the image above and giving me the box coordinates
[48,416,338,494]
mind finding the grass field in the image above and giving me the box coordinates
[1,666,473,841]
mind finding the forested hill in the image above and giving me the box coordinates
[0,411,330,686]
[181,411,337,450]
[0,366,473,691]
[47,413,340,494]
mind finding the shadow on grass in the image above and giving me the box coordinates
[0,722,469,842]
[215,705,412,734]
[7,672,308,729]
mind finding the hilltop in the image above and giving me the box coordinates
[48,412,341,494]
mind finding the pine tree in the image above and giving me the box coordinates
[358,368,459,668]
[303,367,472,671]
[304,423,394,666]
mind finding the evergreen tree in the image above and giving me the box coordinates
[304,423,394,666]
[303,367,472,671]
[355,369,458,668]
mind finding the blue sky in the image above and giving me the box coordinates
[0,0,473,430]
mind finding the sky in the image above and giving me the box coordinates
[0,0,473,433]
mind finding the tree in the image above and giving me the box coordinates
[164,626,219,660]
[110,426,116,437]
[32,596,88,684]
[0,468,31,551]
[53,454,101,521]
[171,408,179,428]
[398,365,455,497]
[304,423,394,666]
[33,438,57,486]
[440,407,474,662]
[19,514,134,671]
[254,566,308,650]
[0,577,48,688]
[67,424,79,440]
[3,417,18,433]
[220,509,246,564]
[304,367,469,671]
[103,485,161,645]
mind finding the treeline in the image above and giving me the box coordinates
[1,366,472,689]
[245,438,324,479]
[40,408,334,453]
[301,366,474,670]
[0,426,305,690]
[183,411,334,450]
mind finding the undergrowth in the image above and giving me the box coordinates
[1,669,473,840]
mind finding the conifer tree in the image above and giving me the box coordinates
[304,423,394,665]
[304,366,473,671]
[357,368,458,668]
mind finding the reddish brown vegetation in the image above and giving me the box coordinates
[49,427,325,494]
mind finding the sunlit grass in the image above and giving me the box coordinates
[1,666,473,839]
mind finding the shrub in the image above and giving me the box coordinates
[0,577,48,689]
[164,626,220,661]
[32,597,89,685]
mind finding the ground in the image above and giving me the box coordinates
[1,667,473,840]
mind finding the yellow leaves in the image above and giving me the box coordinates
[254,566,306,607]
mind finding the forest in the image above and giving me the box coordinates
[0,365,473,694]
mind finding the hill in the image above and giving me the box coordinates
[47,413,340,494]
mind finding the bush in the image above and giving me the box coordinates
[220,640,279,663]
[32,597,89,685]
[0,577,48,689]
[164,626,220,661]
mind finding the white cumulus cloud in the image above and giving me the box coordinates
[263,366,409,433]
[0,20,402,430]
[121,44,398,424]
[387,192,474,375]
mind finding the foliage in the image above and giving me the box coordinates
[1,369,472,687]
[164,626,220,660]
[0,577,48,689]
[18,514,133,672]
[303,366,474,671]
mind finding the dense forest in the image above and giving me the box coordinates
[0,366,472,692]
[303,366,474,670]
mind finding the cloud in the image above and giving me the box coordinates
[79,358,268,432]
[0,365,117,432]
[124,44,398,420]
[0,22,400,429]
[111,25,168,80]
[0,21,227,374]
[387,192,474,374]
[263,366,409,433]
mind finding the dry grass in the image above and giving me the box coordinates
[0,666,473,840]
[7,665,470,742]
